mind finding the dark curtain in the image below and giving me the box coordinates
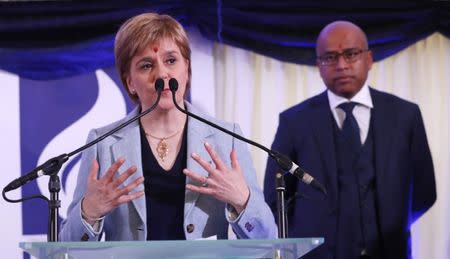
[0,1,448,80]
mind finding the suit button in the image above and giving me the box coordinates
[186,224,195,233]
[81,233,89,241]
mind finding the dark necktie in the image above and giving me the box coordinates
[337,102,368,258]
[338,102,361,149]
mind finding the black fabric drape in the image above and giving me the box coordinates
[0,1,448,80]
[194,2,449,64]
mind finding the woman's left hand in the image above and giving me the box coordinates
[183,142,250,214]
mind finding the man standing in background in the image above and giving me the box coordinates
[264,21,436,259]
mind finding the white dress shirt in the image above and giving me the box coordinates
[327,83,373,145]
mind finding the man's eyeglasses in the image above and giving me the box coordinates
[317,49,369,66]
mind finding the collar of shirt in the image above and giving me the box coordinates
[327,83,373,110]
[326,83,373,144]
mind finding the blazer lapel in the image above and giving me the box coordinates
[310,92,338,205]
[110,108,147,228]
[184,103,214,218]
[370,88,393,207]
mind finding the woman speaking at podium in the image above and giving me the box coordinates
[59,12,277,241]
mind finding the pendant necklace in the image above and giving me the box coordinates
[145,128,183,162]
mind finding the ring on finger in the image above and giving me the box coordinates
[201,175,209,188]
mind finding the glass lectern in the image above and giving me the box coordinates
[21,238,323,259]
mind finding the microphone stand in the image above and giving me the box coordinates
[168,78,326,239]
[2,80,164,242]
[276,171,288,238]
[48,175,60,242]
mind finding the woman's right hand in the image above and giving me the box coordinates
[81,158,144,224]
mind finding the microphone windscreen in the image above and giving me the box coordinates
[155,78,164,92]
[169,78,178,92]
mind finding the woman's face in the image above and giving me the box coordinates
[126,37,189,111]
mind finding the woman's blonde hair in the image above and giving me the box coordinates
[114,13,191,103]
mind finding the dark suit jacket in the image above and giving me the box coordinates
[264,88,436,259]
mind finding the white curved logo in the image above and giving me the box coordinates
[37,70,127,219]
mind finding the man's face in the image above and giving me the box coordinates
[316,25,373,99]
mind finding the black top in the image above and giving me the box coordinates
[140,123,187,240]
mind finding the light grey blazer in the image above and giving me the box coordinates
[59,102,277,241]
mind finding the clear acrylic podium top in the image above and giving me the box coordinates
[20,238,323,259]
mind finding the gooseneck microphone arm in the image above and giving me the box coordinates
[169,78,325,240]
[168,78,327,195]
[2,78,164,242]
[3,79,163,194]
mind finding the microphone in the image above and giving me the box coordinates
[270,150,327,195]
[3,78,165,193]
[4,154,68,192]
[168,78,327,195]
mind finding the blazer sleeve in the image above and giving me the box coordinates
[59,129,104,241]
[410,105,436,221]
[226,123,278,239]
